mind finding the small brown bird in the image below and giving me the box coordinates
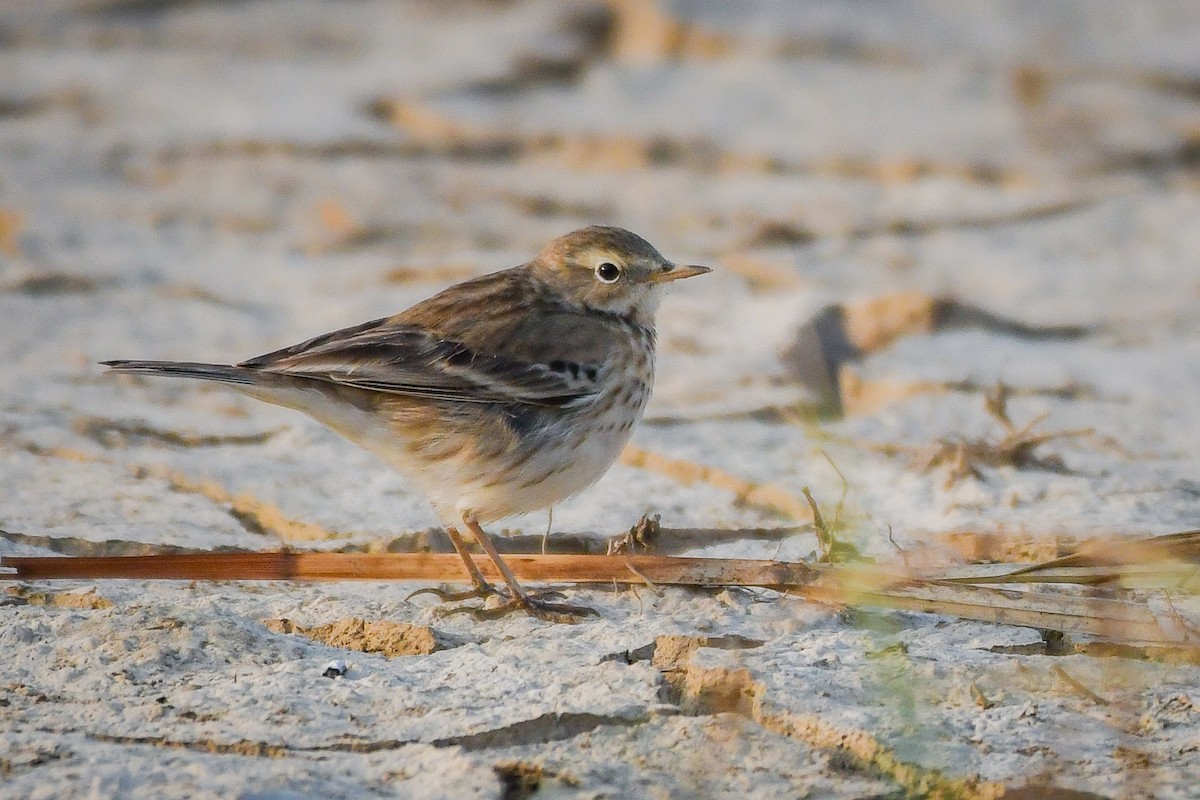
[105,226,710,622]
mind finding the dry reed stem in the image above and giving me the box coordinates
[937,529,1200,590]
[8,529,1200,649]
[5,548,1196,648]
[798,566,1189,646]
[0,552,817,587]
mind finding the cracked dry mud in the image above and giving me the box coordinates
[3,1,1200,798]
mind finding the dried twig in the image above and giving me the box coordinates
[0,551,817,588]
[7,530,1200,650]
[936,529,1200,590]
[802,484,861,563]
[1052,664,1112,705]
[819,450,848,530]
[799,567,1190,647]
[607,513,662,555]
[621,559,664,596]
[803,487,831,558]
[871,382,1096,487]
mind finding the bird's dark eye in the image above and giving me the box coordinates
[594,262,621,284]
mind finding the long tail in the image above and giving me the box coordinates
[104,359,383,446]
[102,360,261,385]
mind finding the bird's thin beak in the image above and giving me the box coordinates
[652,264,712,284]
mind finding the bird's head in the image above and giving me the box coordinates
[529,226,710,327]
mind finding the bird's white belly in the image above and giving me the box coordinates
[458,401,641,523]
[271,365,653,530]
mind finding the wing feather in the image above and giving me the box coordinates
[239,319,600,408]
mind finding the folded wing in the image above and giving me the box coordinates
[240,317,601,408]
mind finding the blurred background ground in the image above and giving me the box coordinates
[2,2,1199,798]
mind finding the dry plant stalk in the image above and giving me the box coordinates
[873,383,1095,487]
[799,454,861,563]
[1051,664,1112,705]
[938,529,1200,591]
[798,566,1186,646]
[803,487,832,556]
[0,551,817,588]
[606,513,662,555]
[7,532,1200,650]
[7,525,1200,651]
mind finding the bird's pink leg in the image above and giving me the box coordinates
[444,525,496,593]
[407,525,501,602]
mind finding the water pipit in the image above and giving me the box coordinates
[105,226,710,622]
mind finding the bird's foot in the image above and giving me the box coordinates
[406,580,504,603]
[443,590,598,624]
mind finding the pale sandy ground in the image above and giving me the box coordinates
[2,2,1200,798]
